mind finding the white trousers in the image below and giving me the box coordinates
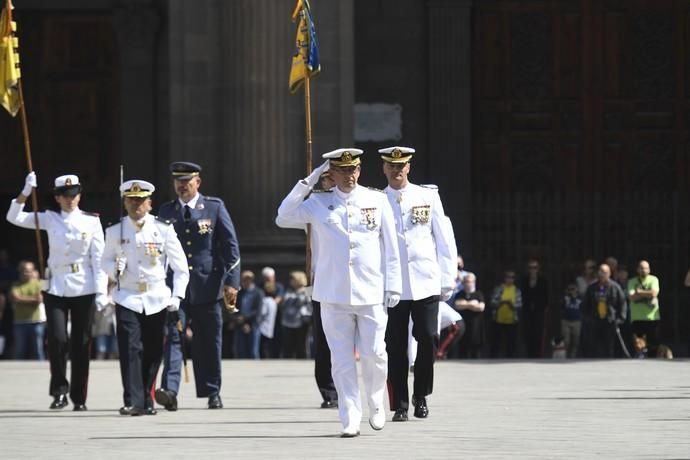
[320,302,388,430]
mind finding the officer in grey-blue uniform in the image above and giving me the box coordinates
[155,161,240,410]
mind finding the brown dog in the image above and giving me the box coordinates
[656,344,674,360]
[632,334,674,359]
[632,334,647,359]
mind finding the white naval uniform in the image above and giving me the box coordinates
[6,200,107,296]
[102,214,189,314]
[277,181,401,431]
[7,200,107,404]
[384,183,456,300]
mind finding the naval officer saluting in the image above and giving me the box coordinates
[102,180,189,415]
[379,146,456,421]
[6,172,108,411]
[276,148,402,437]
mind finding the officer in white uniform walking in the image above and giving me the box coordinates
[6,172,108,411]
[379,147,456,421]
[102,180,189,416]
[276,149,402,437]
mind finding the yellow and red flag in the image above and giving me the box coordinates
[0,0,20,116]
[289,0,320,94]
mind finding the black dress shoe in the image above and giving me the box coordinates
[392,408,408,422]
[73,404,87,412]
[49,394,68,410]
[320,400,338,409]
[154,388,178,411]
[412,395,429,418]
[119,406,146,416]
[208,395,223,409]
[145,407,158,415]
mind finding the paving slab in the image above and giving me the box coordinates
[0,359,689,459]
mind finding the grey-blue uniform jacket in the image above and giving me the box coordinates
[158,193,240,305]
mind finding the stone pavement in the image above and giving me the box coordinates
[0,359,689,459]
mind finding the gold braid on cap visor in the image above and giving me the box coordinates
[329,151,361,167]
[381,148,412,163]
[124,183,152,198]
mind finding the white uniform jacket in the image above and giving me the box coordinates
[277,182,401,306]
[6,200,107,297]
[384,183,455,300]
[103,214,189,315]
[440,215,459,286]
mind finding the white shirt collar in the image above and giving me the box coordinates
[334,185,358,200]
[179,193,200,209]
[385,183,409,194]
[127,213,150,229]
[61,208,80,220]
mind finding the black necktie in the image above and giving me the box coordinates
[184,205,191,222]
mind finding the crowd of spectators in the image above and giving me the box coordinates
[0,247,674,361]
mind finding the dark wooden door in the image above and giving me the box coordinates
[0,11,119,262]
[471,0,690,347]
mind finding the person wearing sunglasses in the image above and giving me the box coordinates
[276,148,401,437]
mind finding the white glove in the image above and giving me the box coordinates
[440,287,454,302]
[304,160,330,187]
[95,294,112,312]
[115,256,127,275]
[167,296,181,312]
[384,291,400,309]
[21,171,37,196]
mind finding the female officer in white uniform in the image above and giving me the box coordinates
[102,180,189,415]
[6,172,108,411]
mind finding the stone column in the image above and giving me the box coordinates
[114,0,160,180]
[427,0,473,259]
[166,0,354,267]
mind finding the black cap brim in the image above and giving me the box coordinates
[53,185,81,197]
[172,174,197,181]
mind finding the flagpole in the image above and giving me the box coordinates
[8,1,45,278]
[304,74,313,284]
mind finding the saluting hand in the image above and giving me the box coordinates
[304,160,330,187]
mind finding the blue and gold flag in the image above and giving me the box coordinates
[289,0,320,94]
[0,0,20,116]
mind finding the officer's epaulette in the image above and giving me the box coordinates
[367,187,385,193]
[420,184,439,190]
[81,210,100,217]
[155,216,174,225]
[204,196,223,203]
